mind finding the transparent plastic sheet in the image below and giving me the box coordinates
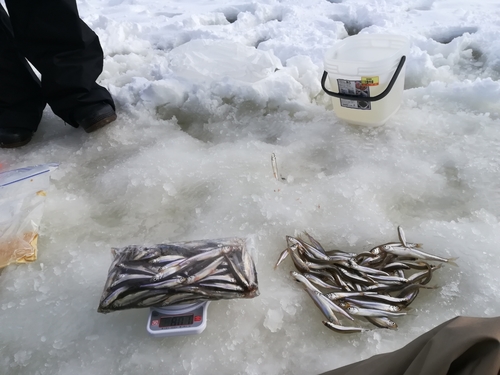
[168,40,283,83]
[0,164,58,268]
[97,237,259,313]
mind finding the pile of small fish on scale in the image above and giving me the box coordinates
[97,237,259,313]
[275,227,458,333]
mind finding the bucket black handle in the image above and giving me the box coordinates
[321,56,406,102]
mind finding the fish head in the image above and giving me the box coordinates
[286,236,301,247]
[370,247,381,255]
[151,275,163,282]
[290,271,300,278]
[221,246,233,254]
[387,320,398,329]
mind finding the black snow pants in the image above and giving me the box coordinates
[0,0,114,130]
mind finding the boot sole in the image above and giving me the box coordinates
[83,113,118,133]
[0,136,33,148]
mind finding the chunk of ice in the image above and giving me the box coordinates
[263,308,284,332]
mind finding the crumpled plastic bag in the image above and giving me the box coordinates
[97,237,259,313]
[168,40,283,83]
[0,163,58,268]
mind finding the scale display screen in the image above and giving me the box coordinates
[147,302,209,337]
[159,315,194,328]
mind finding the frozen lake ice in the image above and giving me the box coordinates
[1,0,500,374]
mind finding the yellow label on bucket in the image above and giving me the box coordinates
[361,76,379,86]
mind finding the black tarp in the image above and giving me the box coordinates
[319,316,500,375]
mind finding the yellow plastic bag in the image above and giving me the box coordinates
[0,164,58,268]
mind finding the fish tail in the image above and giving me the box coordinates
[418,284,441,290]
[446,257,459,267]
[404,307,416,316]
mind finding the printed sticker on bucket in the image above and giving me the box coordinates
[361,76,379,87]
[337,79,371,110]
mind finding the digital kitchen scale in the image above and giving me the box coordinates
[147,301,210,337]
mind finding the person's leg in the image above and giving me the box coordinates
[0,5,46,147]
[5,0,116,130]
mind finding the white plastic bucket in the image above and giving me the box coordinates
[322,34,410,126]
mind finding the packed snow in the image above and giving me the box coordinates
[1,0,500,374]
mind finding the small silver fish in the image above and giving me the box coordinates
[336,267,374,285]
[99,286,129,308]
[303,273,342,291]
[322,321,368,334]
[365,316,398,330]
[198,282,244,292]
[290,236,330,262]
[291,271,322,293]
[397,226,407,247]
[149,254,186,264]
[224,253,250,288]
[359,292,414,305]
[303,232,327,254]
[345,259,390,276]
[407,264,442,285]
[202,274,238,283]
[345,306,408,318]
[278,226,449,333]
[138,293,170,307]
[242,248,257,287]
[112,290,151,308]
[344,298,403,312]
[287,245,310,273]
[156,246,233,279]
[110,273,152,288]
[381,245,458,266]
[140,276,187,289]
[184,257,224,285]
[274,248,289,269]
[304,288,340,324]
[318,293,355,321]
[118,263,159,276]
[324,291,378,301]
[382,262,412,271]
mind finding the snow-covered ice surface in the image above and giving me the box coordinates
[1,0,500,374]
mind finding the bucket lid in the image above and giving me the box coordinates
[324,34,410,76]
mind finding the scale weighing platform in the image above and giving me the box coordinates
[147,301,210,337]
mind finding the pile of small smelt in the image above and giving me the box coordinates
[275,227,457,333]
[97,237,259,313]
